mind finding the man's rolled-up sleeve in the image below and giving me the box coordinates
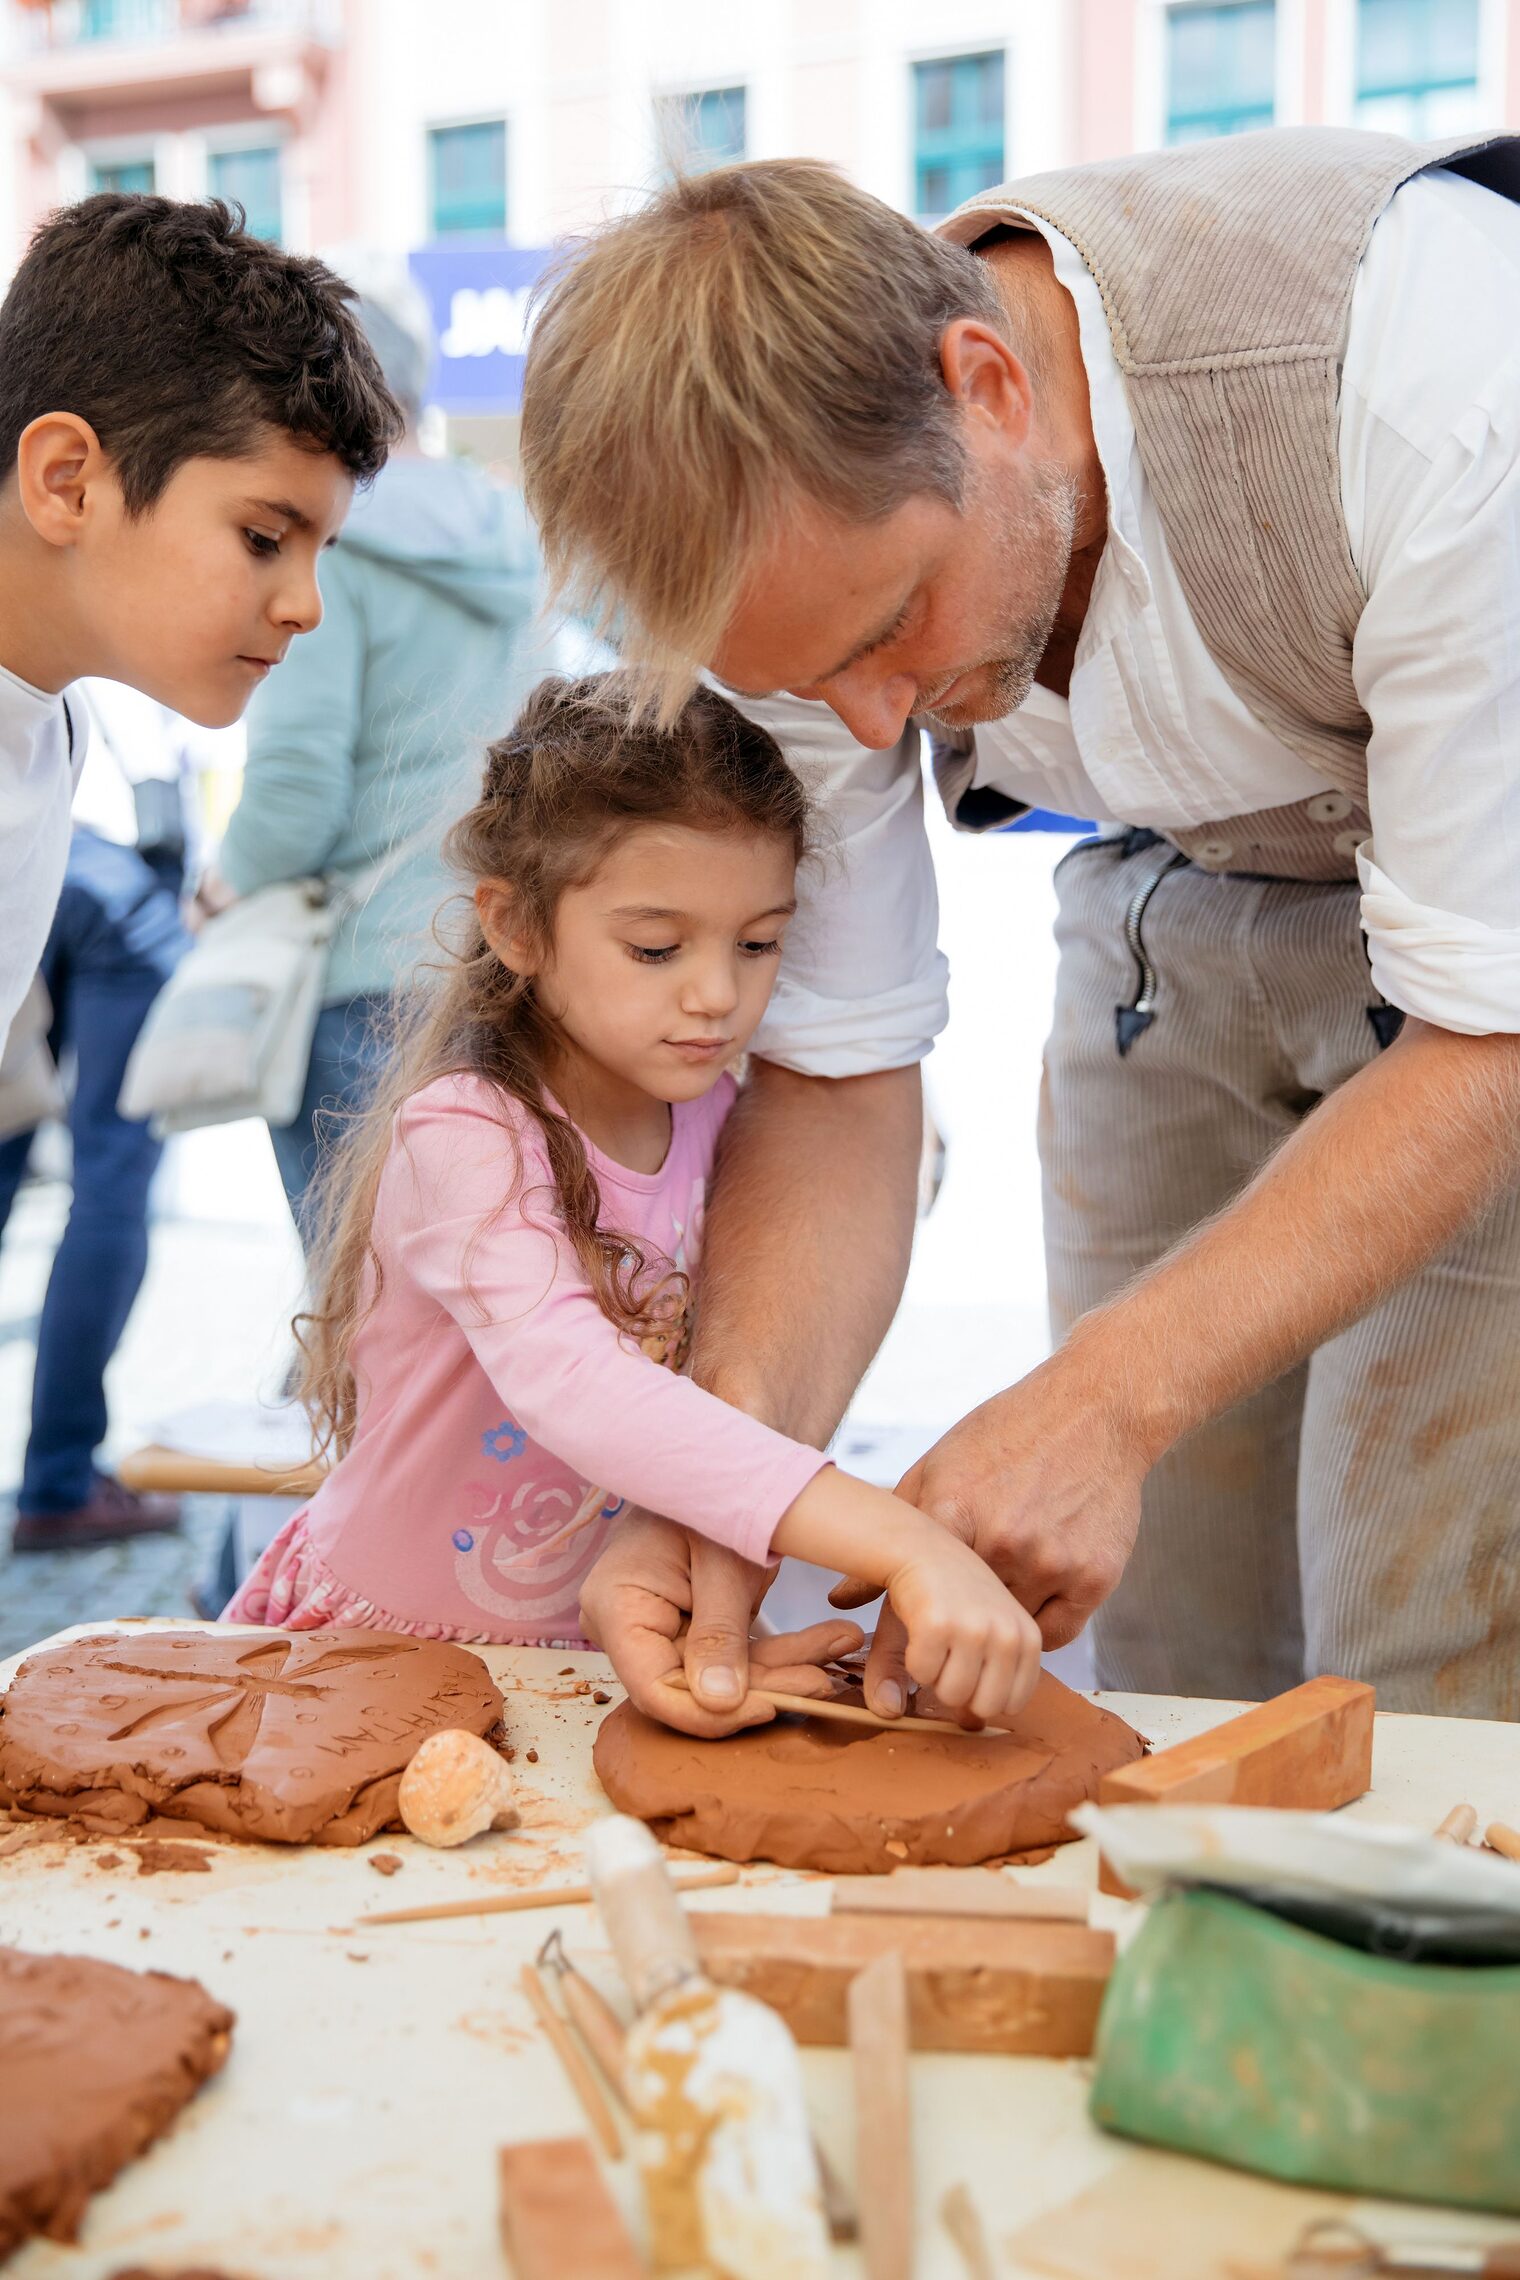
[1349,372,1520,1036]
[728,691,950,1076]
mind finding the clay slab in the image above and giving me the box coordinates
[0,1629,505,1846]
[0,1945,232,2262]
[593,1672,1144,1872]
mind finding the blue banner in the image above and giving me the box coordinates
[407,244,552,415]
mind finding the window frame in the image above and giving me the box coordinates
[910,47,1007,223]
[427,117,510,241]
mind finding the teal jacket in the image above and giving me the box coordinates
[219,455,543,1004]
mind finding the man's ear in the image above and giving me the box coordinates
[475,880,535,974]
[939,319,1034,447]
[15,414,109,549]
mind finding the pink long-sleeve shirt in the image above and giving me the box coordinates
[287,1071,828,1642]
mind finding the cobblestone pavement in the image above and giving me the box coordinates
[0,1494,229,1660]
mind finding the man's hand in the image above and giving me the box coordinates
[833,1348,1151,1707]
[580,1509,864,1738]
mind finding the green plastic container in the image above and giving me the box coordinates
[1089,1888,1520,2213]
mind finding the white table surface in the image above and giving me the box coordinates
[2,1620,1518,2279]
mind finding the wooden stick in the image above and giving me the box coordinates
[660,1672,972,1738]
[354,1859,738,1928]
[519,1963,623,2161]
[1485,1821,1520,1864]
[940,2182,997,2280]
[849,1951,913,2280]
[833,1867,1088,1923]
[1435,1802,1478,1844]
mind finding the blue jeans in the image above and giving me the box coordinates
[0,829,188,1514]
[267,993,393,1243]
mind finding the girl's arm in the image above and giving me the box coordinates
[395,1089,1041,1721]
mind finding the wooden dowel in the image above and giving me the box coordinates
[519,1963,623,2161]
[1485,1821,1520,1864]
[832,1868,1088,1924]
[1435,1802,1478,1844]
[940,2182,997,2280]
[354,1860,738,1928]
[849,1951,912,2280]
[660,1672,973,1739]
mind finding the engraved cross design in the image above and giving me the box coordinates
[98,1640,402,1768]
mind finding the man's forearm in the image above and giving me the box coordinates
[1073,1020,1520,1455]
[690,1058,922,1444]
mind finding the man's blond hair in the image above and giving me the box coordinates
[520,159,1008,710]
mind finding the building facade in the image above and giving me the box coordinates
[0,0,1515,429]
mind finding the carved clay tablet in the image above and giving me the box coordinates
[0,1946,232,2263]
[593,1672,1145,1873]
[0,1629,504,1846]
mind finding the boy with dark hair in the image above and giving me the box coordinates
[0,192,401,1051]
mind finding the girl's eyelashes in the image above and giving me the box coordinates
[627,943,679,964]
[740,937,783,958]
[244,529,282,558]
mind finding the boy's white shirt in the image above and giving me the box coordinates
[0,662,86,1050]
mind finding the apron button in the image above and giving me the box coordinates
[1306,790,1354,822]
[1197,837,1234,865]
[1332,829,1364,857]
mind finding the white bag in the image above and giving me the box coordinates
[0,976,66,1142]
[118,877,339,1134]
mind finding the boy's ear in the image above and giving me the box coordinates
[15,414,110,548]
[475,880,535,975]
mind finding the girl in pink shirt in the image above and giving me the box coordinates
[227,675,1039,1728]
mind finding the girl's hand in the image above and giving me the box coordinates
[770,1467,1043,1727]
[882,1522,1043,1728]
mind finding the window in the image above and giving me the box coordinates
[209,145,282,242]
[656,86,747,175]
[913,51,1004,220]
[429,121,508,239]
[1355,0,1480,136]
[90,158,156,195]
[1165,3,1276,142]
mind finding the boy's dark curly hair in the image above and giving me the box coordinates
[0,193,403,508]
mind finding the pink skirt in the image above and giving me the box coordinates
[221,1511,589,1650]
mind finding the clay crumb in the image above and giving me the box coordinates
[502,1745,517,1762]
[525,1748,538,1764]
[96,1851,123,1870]
[138,1927,151,1938]
[884,1840,909,1859]
[368,1853,404,1877]
[591,1690,611,1705]
[557,1665,574,1674]
[131,1841,212,1876]
[346,1951,370,1963]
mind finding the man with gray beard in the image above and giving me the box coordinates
[521,134,1520,1728]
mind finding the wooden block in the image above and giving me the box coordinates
[849,1952,912,2280]
[498,2138,642,2280]
[832,1868,1088,1923]
[691,1911,1114,2056]
[1095,1676,1374,1898]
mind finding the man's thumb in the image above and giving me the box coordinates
[683,1537,755,1711]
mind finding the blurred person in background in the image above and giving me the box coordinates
[2,683,194,1551]
[198,263,541,1233]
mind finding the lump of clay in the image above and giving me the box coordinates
[0,1945,232,2263]
[0,1629,504,1847]
[593,1671,1145,1874]
[398,1727,519,1847]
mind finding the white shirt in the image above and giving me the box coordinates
[0,665,85,1053]
[752,165,1520,1071]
